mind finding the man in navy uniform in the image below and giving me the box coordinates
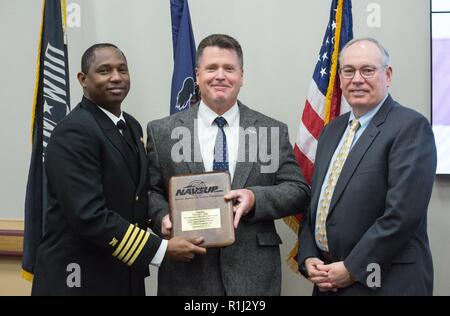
[32,43,206,296]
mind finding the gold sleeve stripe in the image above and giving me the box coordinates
[117,225,140,260]
[127,231,150,266]
[112,224,135,258]
[22,269,34,282]
[122,228,146,264]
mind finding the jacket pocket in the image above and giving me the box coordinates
[256,232,282,246]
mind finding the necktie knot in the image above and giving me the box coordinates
[350,118,360,132]
[214,116,227,129]
[117,119,127,130]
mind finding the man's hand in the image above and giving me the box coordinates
[317,261,355,289]
[166,236,207,262]
[224,189,255,228]
[161,214,172,238]
[305,257,337,292]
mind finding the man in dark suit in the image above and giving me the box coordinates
[32,43,206,296]
[298,38,436,295]
[147,34,310,295]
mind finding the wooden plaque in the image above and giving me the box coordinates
[168,172,235,248]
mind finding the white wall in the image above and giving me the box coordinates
[1,0,449,295]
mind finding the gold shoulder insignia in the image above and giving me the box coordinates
[109,237,118,247]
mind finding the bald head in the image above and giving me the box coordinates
[339,37,389,68]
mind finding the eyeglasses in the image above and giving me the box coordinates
[339,66,387,79]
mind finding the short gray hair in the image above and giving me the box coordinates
[338,37,390,67]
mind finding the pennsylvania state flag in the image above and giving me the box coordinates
[22,0,70,280]
[170,0,199,114]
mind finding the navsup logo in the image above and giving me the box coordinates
[176,180,222,196]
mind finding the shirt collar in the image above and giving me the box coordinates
[98,106,125,126]
[198,101,239,127]
[348,94,387,128]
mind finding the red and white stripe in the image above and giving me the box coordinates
[294,80,350,184]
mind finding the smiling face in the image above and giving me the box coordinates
[339,40,392,117]
[77,46,130,115]
[195,46,243,115]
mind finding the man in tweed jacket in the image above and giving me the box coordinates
[147,34,310,295]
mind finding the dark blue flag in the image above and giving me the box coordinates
[170,0,198,114]
[22,0,70,280]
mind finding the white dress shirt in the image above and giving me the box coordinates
[98,105,167,267]
[98,106,125,130]
[197,101,240,181]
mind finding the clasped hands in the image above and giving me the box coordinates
[305,258,355,292]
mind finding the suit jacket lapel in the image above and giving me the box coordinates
[232,102,256,189]
[179,104,205,174]
[328,95,395,214]
[81,98,136,185]
[124,112,146,193]
[311,114,349,220]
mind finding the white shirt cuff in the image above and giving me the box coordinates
[150,238,168,267]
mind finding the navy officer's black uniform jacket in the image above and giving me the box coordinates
[32,97,162,296]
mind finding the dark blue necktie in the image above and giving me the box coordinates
[117,119,139,184]
[213,116,228,171]
[117,120,137,153]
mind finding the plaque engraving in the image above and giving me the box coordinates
[168,172,235,248]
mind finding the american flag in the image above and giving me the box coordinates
[284,0,353,272]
